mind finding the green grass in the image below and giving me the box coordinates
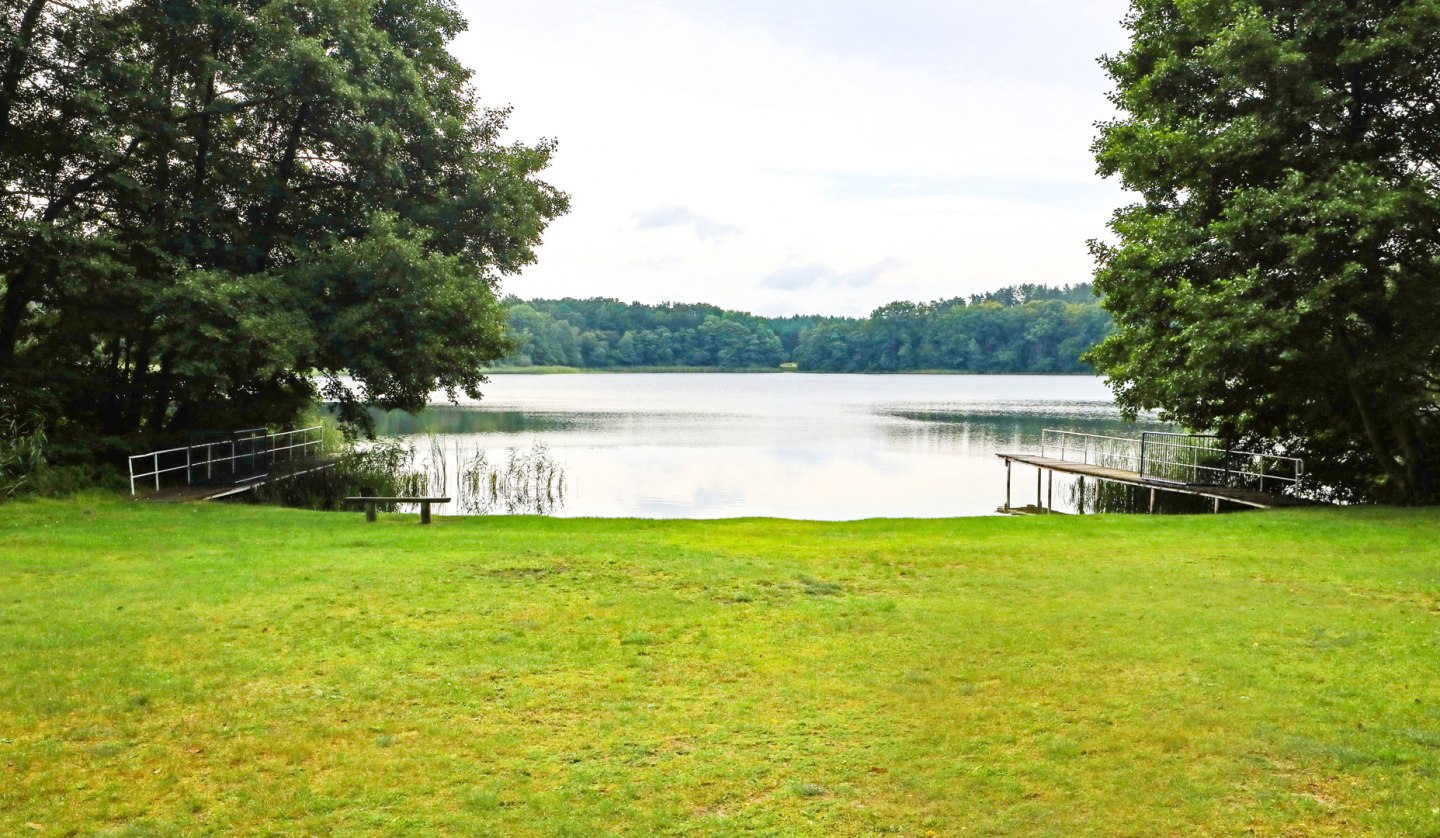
[3,498,1439,836]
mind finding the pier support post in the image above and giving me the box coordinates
[1036,467,1042,510]
[1047,470,1053,514]
[1213,497,1221,514]
[1005,459,1012,511]
[1149,488,1156,515]
[1078,477,1085,514]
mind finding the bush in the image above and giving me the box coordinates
[252,440,431,511]
[0,416,48,499]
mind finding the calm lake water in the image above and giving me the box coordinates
[375,373,1167,519]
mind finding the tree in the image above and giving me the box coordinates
[697,315,782,368]
[0,0,567,445]
[1088,0,1440,503]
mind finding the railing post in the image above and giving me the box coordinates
[154,453,161,491]
[186,445,192,485]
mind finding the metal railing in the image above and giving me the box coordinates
[128,426,323,496]
[1138,431,1304,492]
[1040,429,1304,493]
[1041,429,1142,471]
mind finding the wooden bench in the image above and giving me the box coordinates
[343,496,451,524]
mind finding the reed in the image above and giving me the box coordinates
[0,414,48,498]
[255,435,566,516]
[455,441,565,515]
[253,439,420,510]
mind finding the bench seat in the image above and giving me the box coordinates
[343,496,452,524]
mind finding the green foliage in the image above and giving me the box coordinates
[0,414,46,498]
[503,298,788,369]
[1088,1,1440,502]
[967,282,1099,306]
[498,285,1111,373]
[794,297,1113,373]
[253,439,422,511]
[0,0,567,451]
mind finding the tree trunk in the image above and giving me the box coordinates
[0,262,37,368]
[1388,407,1432,502]
[1347,377,1412,501]
[149,351,174,431]
[189,38,218,264]
[125,331,154,433]
[100,337,126,434]
[0,0,48,144]
[248,99,311,271]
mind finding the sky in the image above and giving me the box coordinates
[451,0,1136,317]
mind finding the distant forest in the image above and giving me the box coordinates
[501,284,1111,373]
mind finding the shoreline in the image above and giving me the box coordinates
[483,366,1099,376]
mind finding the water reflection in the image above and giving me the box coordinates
[370,407,591,436]
[370,374,1169,519]
[454,444,567,515]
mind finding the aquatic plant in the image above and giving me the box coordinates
[457,442,565,515]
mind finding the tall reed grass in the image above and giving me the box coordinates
[0,414,47,498]
[255,435,565,516]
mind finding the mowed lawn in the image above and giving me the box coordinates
[2,498,1438,836]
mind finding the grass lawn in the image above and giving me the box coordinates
[2,498,1438,836]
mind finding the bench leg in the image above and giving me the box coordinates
[366,503,376,523]
[420,501,431,525]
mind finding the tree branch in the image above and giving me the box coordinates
[0,0,50,145]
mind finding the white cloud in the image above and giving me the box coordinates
[762,258,903,291]
[635,206,740,239]
[760,264,832,291]
[450,0,1135,315]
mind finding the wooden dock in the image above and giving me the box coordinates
[998,453,1309,513]
[130,426,335,502]
[138,455,340,503]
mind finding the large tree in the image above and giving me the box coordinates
[0,0,567,448]
[1088,0,1440,503]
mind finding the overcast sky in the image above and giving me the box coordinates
[451,0,1136,316]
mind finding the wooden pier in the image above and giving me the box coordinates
[129,426,334,502]
[139,456,339,502]
[999,430,1310,514]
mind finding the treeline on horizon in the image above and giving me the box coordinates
[501,284,1112,373]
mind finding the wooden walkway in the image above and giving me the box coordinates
[997,453,1309,512]
[138,455,340,503]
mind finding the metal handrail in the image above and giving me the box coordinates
[128,426,323,496]
[1039,428,1305,492]
[1041,429,1141,469]
[1139,431,1304,489]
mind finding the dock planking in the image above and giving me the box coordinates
[137,455,340,503]
[998,453,1310,512]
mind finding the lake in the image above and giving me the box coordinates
[374,373,1167,519]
